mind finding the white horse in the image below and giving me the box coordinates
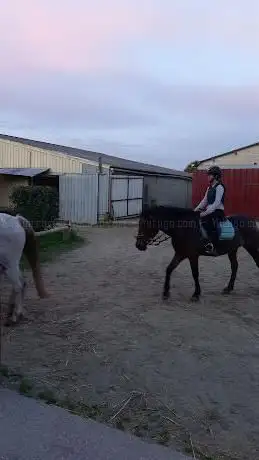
[0,212,48,325]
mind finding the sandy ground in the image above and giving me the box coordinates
[1,225,259,459]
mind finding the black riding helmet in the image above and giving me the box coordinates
[207,165,222,180]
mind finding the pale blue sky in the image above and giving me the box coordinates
[1,0,259,169]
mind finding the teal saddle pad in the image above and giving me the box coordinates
[218,219,235,240]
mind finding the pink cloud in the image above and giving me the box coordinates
[0,0,154,74]
[1,0,259,76]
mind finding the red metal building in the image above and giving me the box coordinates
[192,168,259,219]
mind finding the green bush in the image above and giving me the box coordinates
[10,185,59,231]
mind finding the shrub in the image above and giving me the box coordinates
[10,185,59,231]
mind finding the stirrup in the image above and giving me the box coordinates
[204,242,214,252]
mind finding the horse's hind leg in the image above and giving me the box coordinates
[222,249,238,294]
[5,265,24,325]
[163,254,185,300]
[189,255,201,301]
[243,244,259,268]
[7,279,26,320]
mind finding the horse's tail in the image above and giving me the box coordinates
[17,215,49,298]
[229,215,259,248]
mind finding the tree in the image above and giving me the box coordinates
[184,160,200,173]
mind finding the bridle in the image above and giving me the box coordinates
[135,215,172,247]
[135,231,171,246]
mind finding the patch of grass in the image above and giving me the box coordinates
[19,378,33,395]
[21,229,85,268]
[0,365,9,377]
[0,365,104,420]
[154,428,171,445]
[184,446,215,459]
[38,389,57,405]
[38,229,85,263]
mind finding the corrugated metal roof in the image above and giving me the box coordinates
[0,133,191,179]
[198,141,259,165]
[198,164,259,170]
[0,167,49,177]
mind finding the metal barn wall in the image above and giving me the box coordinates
[110,175,143,218]
[59,173,109,224]
[192,168,259,218]
[0,138,110,175]
[143,176,192,208]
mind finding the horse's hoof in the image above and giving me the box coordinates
[191,295,200,302]
[7,304,15,317]
[222,287,231,295]
[162,293,170,301]
[4,318,16,327]
[4,312,26,327]
[18,313,28,323]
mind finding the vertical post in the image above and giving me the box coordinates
[141,177,144,212]
[108,169,112,217]
[0,296,3,367]
[97,156,103,224]
[126,177,129,217]
[98,156,103,174]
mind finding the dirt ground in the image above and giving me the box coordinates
[1,225,259,459]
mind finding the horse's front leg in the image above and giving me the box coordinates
[7,288,15,319]
[163,254,185,300]
[189,255,201,301]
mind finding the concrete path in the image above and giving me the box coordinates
[0,388,191,460]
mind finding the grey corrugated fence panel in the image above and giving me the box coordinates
[59,173,98,224]
[128,177,143,215]
[98,174,109,218]
[143,176,192,208]
[111,175,143,218]
[111,176,127,217]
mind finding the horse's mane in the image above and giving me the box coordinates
[141,205,197,220]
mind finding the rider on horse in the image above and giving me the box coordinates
[194,165,226,254]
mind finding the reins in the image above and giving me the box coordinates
[135,231,171,246]
[136,207,197,247]
[147,233,171,246]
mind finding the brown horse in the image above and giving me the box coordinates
[135,205,259,301]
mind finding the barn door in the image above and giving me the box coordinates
[111,175,143,218]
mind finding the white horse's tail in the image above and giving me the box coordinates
[17,215,49,298]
